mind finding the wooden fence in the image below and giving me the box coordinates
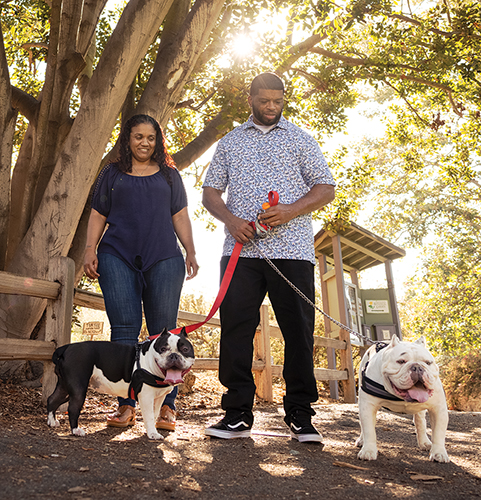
[0,256,354,404]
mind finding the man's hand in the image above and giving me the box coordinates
[257,204,295,227]
[225,216,256,244]
[258,184,335,227]
[203,186,256,243]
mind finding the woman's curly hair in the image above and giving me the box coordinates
[117,114,175,184]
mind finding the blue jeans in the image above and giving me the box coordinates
[98,253,185,408]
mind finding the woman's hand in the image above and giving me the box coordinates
[185,252,199,280]
[84,209,107,279]
[172,207,199,281]
[84,248,100,279]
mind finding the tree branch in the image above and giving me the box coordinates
[308,46,464,116]
[384,73,464,117]
[384,80,429,126]
[172,111,230,170]
[193,4,232,73]
[11,86,39,124]
[390,13,481,40]
[310,46,421,72]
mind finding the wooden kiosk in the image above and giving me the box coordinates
[314,222,406,400]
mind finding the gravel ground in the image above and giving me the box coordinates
[1,372,480,500]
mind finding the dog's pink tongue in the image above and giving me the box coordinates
[164,369,183,385]
[407,386,430,403]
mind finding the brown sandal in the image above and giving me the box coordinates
[106,405,136,428]
[155,405,176,431]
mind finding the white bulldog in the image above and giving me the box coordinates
[356,335,449,462]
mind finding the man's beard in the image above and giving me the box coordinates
[252,106,282,126]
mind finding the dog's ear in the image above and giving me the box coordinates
[389,335,400,348]
[179,326,188,338]
[415,336,426,347]
[151,328,169,340]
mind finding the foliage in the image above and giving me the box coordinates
[177,294,219,358]
[439,352,481,410]
[399,231,481,357]
[325,0,481,227]
[2,0,49,91]
[320,0,481,358]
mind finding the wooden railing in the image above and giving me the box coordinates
[0,257,351,403]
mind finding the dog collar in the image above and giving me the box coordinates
[128,343,170,401]
[360,343,403,402]
[361,370,404,402]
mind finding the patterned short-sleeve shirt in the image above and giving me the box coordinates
[202,115,336,264]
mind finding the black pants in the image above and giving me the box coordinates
[219,257,318,420]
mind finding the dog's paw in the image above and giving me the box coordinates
[418,437,432,451]
[47,414,60,428]
[147,430,164,440]
[429,447,450,463]
[72,428,86,437]
[355,436,363,448]
[358,446,378,461]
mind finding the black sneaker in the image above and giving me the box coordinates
[205,412,252,439]
[285,411,323,443]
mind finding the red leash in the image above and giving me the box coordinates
[149,191,278,340]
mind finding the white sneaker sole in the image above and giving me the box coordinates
[205,428,252,439]
[290,431,323,443]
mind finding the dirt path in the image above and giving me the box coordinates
[1,374,480,500]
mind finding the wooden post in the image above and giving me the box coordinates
[332,235,357,403]
[319,255,339,400]
[385,260,403,340]
[254,304,273,402]
[42,257,75,404]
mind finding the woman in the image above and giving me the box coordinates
[84,114,198,430]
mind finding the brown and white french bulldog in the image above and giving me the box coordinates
[356,335,449,462]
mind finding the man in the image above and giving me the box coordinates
[202,72,336,443]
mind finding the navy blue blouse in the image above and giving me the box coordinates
[91,163,187,274]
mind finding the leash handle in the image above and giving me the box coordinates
[268,190,279,207]
[251,190,280,238]
[149,191,279,340]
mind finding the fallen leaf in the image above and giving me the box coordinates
[82,447,95,451]
[410,474,444,481]
[68,486,87,493]
[79,466,89,472]
[333,461,370,471]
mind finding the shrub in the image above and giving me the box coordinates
[439,352,481,410]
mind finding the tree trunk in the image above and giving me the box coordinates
[0,28,17,270]
[136,0,227,128]
[0,0,175,341]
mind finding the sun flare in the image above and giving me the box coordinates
[231,34,256,58]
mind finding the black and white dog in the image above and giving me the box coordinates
[47,328,194,440]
